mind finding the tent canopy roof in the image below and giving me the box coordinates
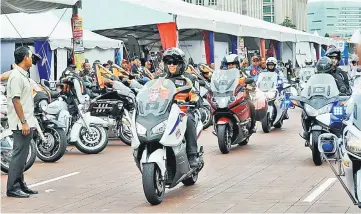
[1,12,123,50]
[1,0,78,14]
[112,0,335,45]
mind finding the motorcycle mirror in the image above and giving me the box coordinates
[199,80,206,87]
[357,68,361,73]
[245,77,254,85]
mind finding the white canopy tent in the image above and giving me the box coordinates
[1,12,123,50]
[118,0,335,46]
[1,0,78,14]
[1,12,123,80]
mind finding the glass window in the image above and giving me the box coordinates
[209,0,217,5]
[196,0,204,5]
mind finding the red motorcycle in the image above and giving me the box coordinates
[209,68,258,154]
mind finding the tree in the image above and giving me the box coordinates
[324,33,330,37]
[280,17,296,29]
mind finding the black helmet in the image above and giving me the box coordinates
[325,47,341,61]
[316,56,333,73]
[162,48,187,76]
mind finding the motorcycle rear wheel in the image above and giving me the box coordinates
[142,163,165,205]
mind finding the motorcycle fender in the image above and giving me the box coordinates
[273,103,285,125]
[217,117,231,125]
[43,119,66,129]
[131,109,141,150]
[0,129,13,139]
[82,112,109,127]
[140,148,166,177]
[267,104,274,116]
[69,115,108,142]
[316,113,331,126]
[310,125,323,131]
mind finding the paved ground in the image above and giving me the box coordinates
[1,109,360,213]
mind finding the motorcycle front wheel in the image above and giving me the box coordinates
[142,163,165,205]
[217,124,232,154]
[1,138,36,173]
[76,125,109,154]
[35,128,67,162]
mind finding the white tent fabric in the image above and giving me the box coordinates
[0,12,123,50]
[350,29,361,44]
[118,0,335,45]
[1,0,78,14]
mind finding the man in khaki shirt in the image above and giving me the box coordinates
[6,46,38,198]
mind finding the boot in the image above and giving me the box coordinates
[188,155,200,168]
[284,111,289,120]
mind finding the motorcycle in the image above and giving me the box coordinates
[0,85,36,173]
[318,78,361,208]
[256,72,291,133]
[210,68,255,154]
[32,88,68,162]
[131,78,204,205]
[290,73,349,166]
[51,69,109,154]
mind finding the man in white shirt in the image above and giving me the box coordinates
[6,46,38,198]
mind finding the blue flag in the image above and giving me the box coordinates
[34,40,52,80]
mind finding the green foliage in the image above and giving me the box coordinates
[280,16,296,29]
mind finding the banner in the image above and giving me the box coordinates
[34,40,52,80]
[115,48,122,66]
[71,14,85,71]
[201,31,215,64]
[260,39,266,58]
[157,22,178,50]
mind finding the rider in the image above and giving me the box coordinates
[162,47,200,168]
[224,54,257,133]
[247,56,261,81]
[325,46,351,92]
[300,56,350,140]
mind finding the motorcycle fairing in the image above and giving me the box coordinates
[160,104,187,147]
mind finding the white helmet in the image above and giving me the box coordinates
[351,54,359,63]
[266,57,277,65]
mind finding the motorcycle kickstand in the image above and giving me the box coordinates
[321,153,360,206]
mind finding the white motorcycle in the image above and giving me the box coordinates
[0,85,36,173]
[318,81,361,208]
[47,70,109,154]
[256,72,291,133]
[131,78,204,205]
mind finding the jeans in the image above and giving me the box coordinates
[184,113,198,156]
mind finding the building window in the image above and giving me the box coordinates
[264,16,272,22]
[183,0,192,3]
[209,0,217,5]
[327,16,336,18]
[327,24,334,26]
[326,8,338,10]
[307,13,314,15]
[312,20,322,23]
[196,0,204,5]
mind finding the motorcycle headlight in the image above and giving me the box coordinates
[151,120,168,135]
[39,100,48,112]
[345,133,361,155]
[304,103,333,117]
[136,122,147,135]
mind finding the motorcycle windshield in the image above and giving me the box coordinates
[136,78,176,117]
[300,67,315,82]
[256,72,278,92]
[300,73,339,99]
[210,68,240,96]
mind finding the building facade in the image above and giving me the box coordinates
[263,0,308,31]
[183,0,263,20]
[307,0,361,38]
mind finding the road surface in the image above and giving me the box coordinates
[1,109,360,213]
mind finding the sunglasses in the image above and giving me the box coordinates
[253,59,260,62]
[164,58,180,65]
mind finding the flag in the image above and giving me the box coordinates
[34,40,52,80]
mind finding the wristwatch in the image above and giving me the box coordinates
[20,119,27,124]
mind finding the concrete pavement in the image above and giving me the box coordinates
[1,109,360,213]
